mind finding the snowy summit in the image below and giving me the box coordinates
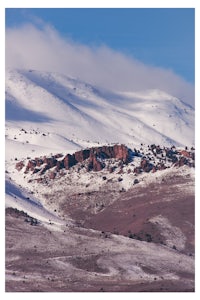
[5,68,194,163]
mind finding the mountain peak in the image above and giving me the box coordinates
[6,68,194,163]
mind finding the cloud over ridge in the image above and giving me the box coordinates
[6,23,194,107]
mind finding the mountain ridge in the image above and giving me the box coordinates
[6,68,194,162]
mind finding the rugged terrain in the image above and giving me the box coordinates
[5,144,195,292]
[5,69,195,292]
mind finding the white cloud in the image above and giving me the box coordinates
[5,23,194,107]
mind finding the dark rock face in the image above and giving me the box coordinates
[43,157,57,168]
[75,149,90,162]
[63,154,77,170]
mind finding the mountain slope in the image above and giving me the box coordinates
[6,68,194,163]
[5,68,195,292]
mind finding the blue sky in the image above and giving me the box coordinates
[5,8,195,106]
[6,8,194,84]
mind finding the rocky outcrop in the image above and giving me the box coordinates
[140,159,153,173]
[75,149,90,162]
[16,144,131,175]
[87,155,104,172]
[63,154,77,170]
[15,161,24,171]
[62,145,130,171]
[15,144,195,180]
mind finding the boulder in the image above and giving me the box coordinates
[134,167,141,174]
[15,161,24,171]
[180,150,190,158]
[140,159,148,169]
[49,172,56,179]
[133,178,139,184]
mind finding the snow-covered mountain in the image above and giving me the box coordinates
[5,68,194,162]
[5,69,195,292]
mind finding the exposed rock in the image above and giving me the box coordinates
[75,149,90,162]
[15,161,24,171]
[63,154,77,169]
[157,163,167,171]
[134,167,142,174]
[133,179,139,184]
[25,160,36,173]
[140,159,153,172]
[56,160,64,171]
[109,167,115,173]
[140,159,148,169]
[40,164,50,175]
[152,166,157,173]
[118,177,123,182]
[175,156,188,167]
[33,168,40,174]
[89,154,104,172]
[49,172,56,180]
[113,144,130,163]
[67,144,130,172]
[15,144,195,182]
[35,158,43,167]
[180,150,191,158]
[43,157,57,168]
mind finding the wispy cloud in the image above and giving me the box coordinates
[5,23,194,107]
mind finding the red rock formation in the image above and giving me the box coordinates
[40,164,50,175]
[17,144,131,176]
[74,149,90,162]
[15,161,24,171]
[43,157,57,168]
[25,160,36,173]
[152,166,157,173]
[180,150,190,158]
[176,157,188,167]
[140,159,148,169]
[63,154,77,169]
[63,144,130,171]
[35,158,43,167]
[113,144,130,163]
[56,160,64,171]
[49,172,56,179]
[92,156,104,172]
